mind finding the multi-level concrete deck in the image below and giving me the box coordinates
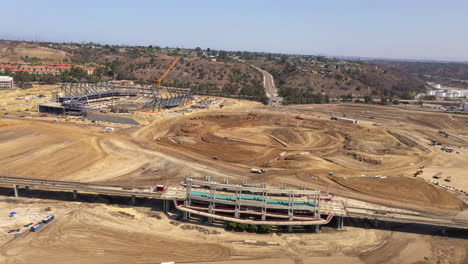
[1,175,468,230]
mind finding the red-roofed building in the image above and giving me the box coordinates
[0,62,103,76]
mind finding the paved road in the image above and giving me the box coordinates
[251,65,283,106]
[0,175,174,199]
[2,175,468,229]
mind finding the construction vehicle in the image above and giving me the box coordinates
[444,176,452,182]
[251,168,266,174]
[438,131,449,138]
[414,169,423,177]
[441,146,454,153]
[101,127,114,133]
[433,172,442,179]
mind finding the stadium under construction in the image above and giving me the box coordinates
[38,82,192,116]
[175,178,347,232]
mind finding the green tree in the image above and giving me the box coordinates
[257,225,272,234]
[69,66,87,80]
[364,95,373,104]
[247,224,258,233]
[217,50,228,61]
[94,66,109,77]
[15,72,33,88]
[236,223,248,232]
[379,96,388,105]
[38,74,58,84]
[226,222,237,231]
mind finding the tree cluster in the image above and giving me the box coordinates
[279,86,329,105]
[226,222,273,234]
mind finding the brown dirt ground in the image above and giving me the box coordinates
[1,97,466,211]
[0,198,466,264]
[1,88,468,263]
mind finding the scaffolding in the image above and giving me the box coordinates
[183,178,323,224]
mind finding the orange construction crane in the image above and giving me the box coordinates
[154,57,180,87]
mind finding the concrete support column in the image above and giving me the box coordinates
[183,198,190,220]
[315,225,321,233]
[235,207,240,218]
[131,195,136,205]
[183,211,190,220]
[163,200,168,212]
[25,186,30,191]
[13,184,18,197]
[288,226,293,233]
[235,190,241,219]
[337,216,344,230]
[73,190,78,200]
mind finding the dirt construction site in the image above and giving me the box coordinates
[1,85,468,263]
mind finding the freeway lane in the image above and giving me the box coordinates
[1,176,468,229]
[0,178,167,199]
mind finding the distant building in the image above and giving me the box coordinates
[463,102,468,112]
[0,76,13,89]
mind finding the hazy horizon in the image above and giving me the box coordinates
[2,0,468,62]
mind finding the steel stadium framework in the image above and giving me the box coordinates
[39,82,192,115]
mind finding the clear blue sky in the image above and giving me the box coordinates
[2,0,467,61]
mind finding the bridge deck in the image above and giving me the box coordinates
[0,176,467,229]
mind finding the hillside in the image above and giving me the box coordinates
[0,41,431,103]
[0,41,267,102]
[249,58,427,103]
[0,42,70,63]
[371,60,468,89]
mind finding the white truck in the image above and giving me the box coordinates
[250,168,266,174]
